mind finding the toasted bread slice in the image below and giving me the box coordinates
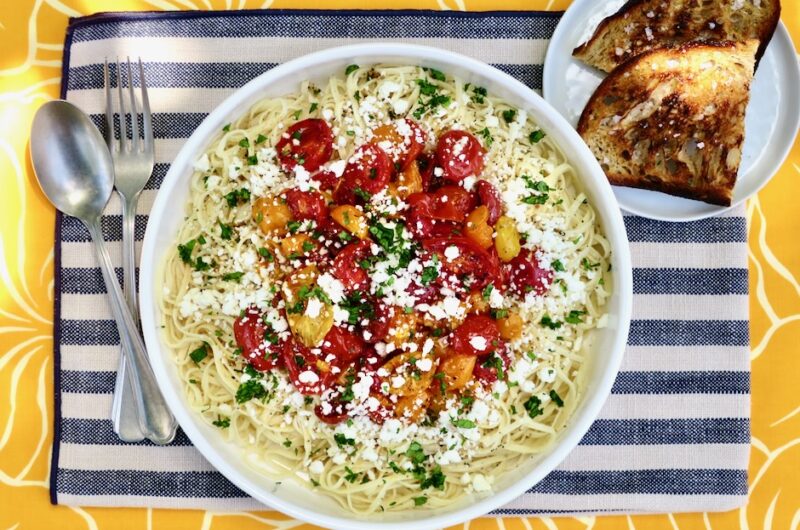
[577,40,757,206]
[573,0,779,73]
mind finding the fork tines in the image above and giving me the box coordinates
[103,58,153,155]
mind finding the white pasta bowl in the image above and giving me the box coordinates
[139,43,632,530]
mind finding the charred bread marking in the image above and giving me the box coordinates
[573,0,780,73]
[577,40,758,206]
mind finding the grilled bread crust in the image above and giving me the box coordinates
[577,40,758,206]
[573,0,779,73]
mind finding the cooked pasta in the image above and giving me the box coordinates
[160,64,611,513]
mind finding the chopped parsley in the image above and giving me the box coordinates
[343,466,358,483]
[222,123,231,132]
[257,247,274,261]
[524,395,543,419]
[177,239,197,263]
[287,220,302,234]
[345,64,359,75]
[453,418,476,429]
[255,133,267,144]
[224,188,251,208]
[482,284,494,301]
[471,85,488,104]
[218,220,233,240]
[420,265,438,286]
[529,130,546,143]
[189,343,209,364]
[549,389,564,407]
[309,102,318,113]
[334,433,355,447]
[540,315,562,330]
[425,67,446,81]
[552,259,565,272]
[212,416,230,429]
[502,109,517,123]
[581,258,600,271]
[235,378,267,404]
[222,271,245,282]
[413,496,428,506]
[420,465,445,490]
[478,127,493,147]
[565,310,586,324]
[246,155,258,165]
[282,439,292,448]
[354,187,372,201]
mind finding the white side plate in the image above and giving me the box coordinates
[543,0,800,221]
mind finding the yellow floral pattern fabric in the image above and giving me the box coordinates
[1,1,798,528]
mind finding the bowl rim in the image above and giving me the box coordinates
[139,42,633,530]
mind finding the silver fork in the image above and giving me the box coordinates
[104,58,156,442]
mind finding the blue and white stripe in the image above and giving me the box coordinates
[53,9,750,514]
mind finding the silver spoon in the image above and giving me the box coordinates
[31,100,177,445]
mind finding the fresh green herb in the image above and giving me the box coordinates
[389,462,404,474]
[344,466,358,483]
[354,187,371,201]
[257,247,274,261]
[212,417,230,428]
[197,235,206,245]
[309,102,318,113]
[406,441,426,465]
[302,240,315,253]
[224,188,251,207]
[292,110,302,120]
[189,343,209,363]
[471,85,488,104]
[416,78,438,96]
[354,91,361,102]
[482,284,494,301]
[420,265,438,286]
[222,271,245,282]
[345,64,359,75]
[310,478,320,487]
[453,418,476,429]
[426,67,446,81]
[540,315,562,330]
[283,439,292,448]
[529,130,546,143]
[247,155,258,165]
[193,257,211,271]
[334,433,355,447]
[287,220,302,234]
[483,353,506,380]
[490,308,508,319]
[413,496,428,506]
[292,130,302,140]
[222,123,231,132]
[346,130,355,136]
[236,379,268,404]
[550,389,564,407]
[524,395,543,419]
[581,258,600,271]
[420,465,445,490]
[565,310,586,324]
[478,127,493,147]
[522,194,548,205]
[502,109,517,123]
[238,138,250,149]
[552,259,565,272]
[255,133,267,144]
[218,220,233,240]
[178,239,197,263]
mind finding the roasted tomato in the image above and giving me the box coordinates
[276,118,333,172]
[331,240,372,291]
[505,248,553,297]
[422,236,502,291]
[363,298,393,344]
[312,169,339,191]
[285,188,328,225]
[334,144,393,204]
[476,180,503,225]
[472,347,512,385]
[416,152,436,191]
[281,338,333,395]
[450,314,502,357]
[322,326,365,366]
[371,119,427,169]
[233,307,282,371]
[315,397,350,425]
[435,130,485,183]
[408,186,475,223]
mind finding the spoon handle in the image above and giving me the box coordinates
[86,218,177,445]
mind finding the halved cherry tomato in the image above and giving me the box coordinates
[416,152,436,191]
[422,236,502,291]
[505,248,554,297]
[363,298,392,344]
[281,338,333,395]
[476,180,503,225]
[315,398,350,425]
[313,170,338,191]
[322,326,365,366]
[233,307,282,371]
[430,186,476,222]
[276,119,333,172]
[371,119,427,169]
[435,130,485,183]
[285,188,328,225]
[450,314,502,357]
[331,240,372,291]
[334,144,393,204]
[472,347,512,385]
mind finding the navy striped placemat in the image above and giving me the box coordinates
[52,9,750,515]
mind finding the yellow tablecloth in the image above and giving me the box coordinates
[1,1,798,528]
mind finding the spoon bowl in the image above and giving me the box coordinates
[30,100,114,220]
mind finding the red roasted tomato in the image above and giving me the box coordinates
[233,307,282,371]
[472,347,512,385]
[363,298,392,344]
[285,188,328,225]
[334,144,393,204]
[330,240,372,291]
[312,169,338,191]
[276,118,333,172]
[422,236,502,291]
[506,248,554,297]
[322,326,365,366]
[281,338,334,395]
[450,314,503,357]
[476,180,503,225]
[435,130,485,183]
[372,119,427,169]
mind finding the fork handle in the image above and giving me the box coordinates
[111,195,146,442]
[86,217,177,445]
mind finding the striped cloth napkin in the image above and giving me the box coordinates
[52,9,750,515]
